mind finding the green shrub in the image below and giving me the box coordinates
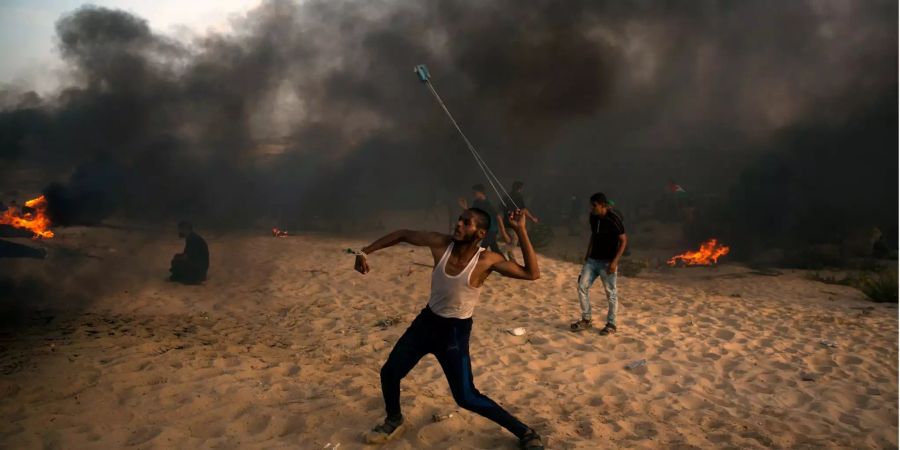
[857,271,898,303]
[810,270,898,302]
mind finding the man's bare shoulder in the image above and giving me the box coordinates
[478,250,507,265]
[429,232,452,246]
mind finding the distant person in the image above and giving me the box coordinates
[169,221,209,284]
[872,228,890,259]
[570,193,627,336]
[500,181,538,262]
[458,184,502,253]
[503,181,538,224]
[354,208,544,449]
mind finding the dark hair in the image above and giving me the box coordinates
[590,192,609,205]
[512,181,524,191]
[471,183,486,194]
[468,207,491,231]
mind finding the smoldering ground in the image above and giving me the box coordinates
[0,0,896,255]
[0,225,175,326]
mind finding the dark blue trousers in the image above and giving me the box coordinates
[380,307,529,438]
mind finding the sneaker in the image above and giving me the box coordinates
[599,323,617,335]
[364,415,405,444]
[519,429,544,449]
[569,319,592,332]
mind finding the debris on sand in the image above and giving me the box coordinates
[375,316,402,329]
[626,359,647,370]
[819,339,838,348]
[507,327,527,336]
[432,412,454,422]
[749,268,783,277]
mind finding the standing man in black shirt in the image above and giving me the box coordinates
[458,184,502,253]
[501,181,539,226]
[500,181,539,263]
[570,193,627,335]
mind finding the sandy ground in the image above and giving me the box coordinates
[0,226,897,449]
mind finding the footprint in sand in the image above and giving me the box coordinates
[576,419,595,438]
[244,413,272,435]
[714,329,735,340]
[631,421,659,439]
[125,427,162,446]
[837,355,864,365]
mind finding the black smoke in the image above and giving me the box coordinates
[0,0,896,256]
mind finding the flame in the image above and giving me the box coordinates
[668,239,729,266]
[1,195,54,239]
[272,227,288,238]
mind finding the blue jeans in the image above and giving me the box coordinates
[577,258,618,326]
[380,307,530,438]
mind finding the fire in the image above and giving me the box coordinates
[668,239,729,266]
[1,195,54,239]
[272,227,288,238]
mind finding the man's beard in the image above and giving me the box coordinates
[453,234,481,245]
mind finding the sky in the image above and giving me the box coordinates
[0,0,261,91]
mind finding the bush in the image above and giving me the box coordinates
[810,270,898,302]
[857,271,898,303]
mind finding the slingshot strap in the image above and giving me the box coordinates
[418,70,519,211]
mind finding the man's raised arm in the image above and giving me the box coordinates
[355,230,449,274]
[490,211,540,281]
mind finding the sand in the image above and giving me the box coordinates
[0,227,897,449]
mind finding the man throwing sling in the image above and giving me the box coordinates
[354,208,544,449]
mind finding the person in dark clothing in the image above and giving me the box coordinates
[501,181,538,224]
[499,181,539,263]
[458,184,502,253]
[169,221,209,284]
[570,193,627,336]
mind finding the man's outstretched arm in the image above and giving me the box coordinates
[490,211,540,280]
[355,230,449,274]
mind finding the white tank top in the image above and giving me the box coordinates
[427,242,485,319]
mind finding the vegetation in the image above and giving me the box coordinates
[810,269,898,303]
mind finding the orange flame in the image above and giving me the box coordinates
[668,238,729,266]
[0,195,54,239]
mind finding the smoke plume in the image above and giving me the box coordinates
[0,0,895,254]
